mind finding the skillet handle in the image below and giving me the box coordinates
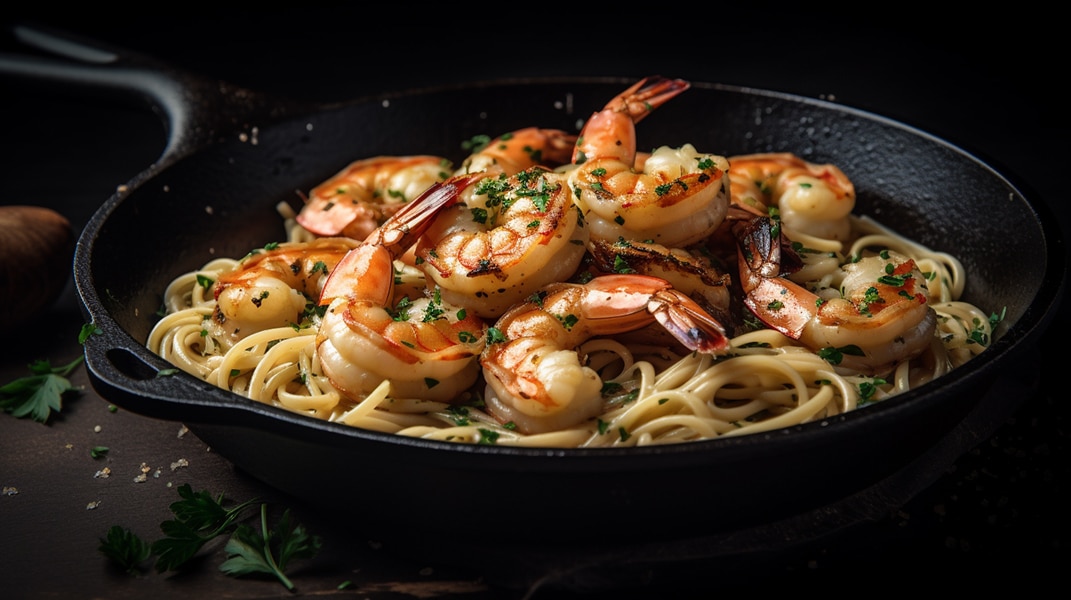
[81,318,261,425]
[0,23,305,168]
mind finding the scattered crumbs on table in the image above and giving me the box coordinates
[177,425,189,438]
[134,462,152,483]
[2,486,18,496]
[94,467,111,479]
[170,458,189,471]
[93,425,102,433]
[152,467,163,478]
[86,500,101,510]
[65,443,73,450]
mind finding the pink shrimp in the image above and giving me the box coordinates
[296,155,452,240]
[455,126,577,176]
[212,237,360,337]
[566,76,732,248]
[734,214,936,374]
[297,127,577,241]
[728,152,856,241]
[315,174,490,403]
[480,274,731,434]
[415,166,589,319]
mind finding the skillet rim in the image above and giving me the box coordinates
[72,75,1066,462]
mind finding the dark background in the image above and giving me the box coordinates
[2,9,1067,598]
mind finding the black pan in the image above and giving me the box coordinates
[3,24,1065,589]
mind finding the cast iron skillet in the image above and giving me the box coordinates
[3,25,1065,588]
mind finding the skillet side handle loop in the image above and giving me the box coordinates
[81,321,248,425]
[0,23,305,169]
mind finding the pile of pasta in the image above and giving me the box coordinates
[147,193,996,448]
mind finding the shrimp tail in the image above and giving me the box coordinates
[734,215,812,338]
[649,289,731,353]
[367,173,485,247]
[612,75,691,124]
[319,173,485,305]
[573,76,691,164]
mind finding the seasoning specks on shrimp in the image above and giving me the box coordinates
[146,74,998,449]
[728,152,856,241]
[316,175,489,403]
[567,76,732,248]
[213,237,360,337]
[734,214,937,374]
[456,127,576,177]
[416,167,588,319]
[296,155,452,240]
[481,274,730,434]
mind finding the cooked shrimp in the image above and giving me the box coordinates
[728,152,856,242]
[566,76,732,247]
[212,237,360,337]
[316,174,489,403]
[296,155,453,240]
[586,237,734,333]
[456,126,577,177]
[734,215,936,374]
[416,166,589,319]
[481,274,731,434]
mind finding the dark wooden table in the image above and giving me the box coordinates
[3,11,1067,599]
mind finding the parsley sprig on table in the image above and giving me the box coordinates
[0,355,83,422]
[0,324,99,423]
[221,504,323,589]
[99,483,322,591]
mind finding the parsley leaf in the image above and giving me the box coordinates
[219,505,322,590]
[98,526,153,575]
[0,355,84,423]
[1,324,100,423]
[151,484,259,572]
[101,484,322,590]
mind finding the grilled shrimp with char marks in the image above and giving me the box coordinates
[566,76,731,248]
[416,166,588,319]
[316,175,489,403]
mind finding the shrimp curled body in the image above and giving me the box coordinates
[728,152,856,241]
[316,175,489,403]
[213,237,360,337]
[417,167,589,319]
[735,215,936,374]
[296,155,452,240]
[567,76,731,248]
[456,126,577,177]
[481,274,731,434]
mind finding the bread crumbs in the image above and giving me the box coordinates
[94,467,111,479]
[134,462,152,483]
[2,486,18,496]
[86,501,101,510]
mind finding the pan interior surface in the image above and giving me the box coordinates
[75,79,1062,545]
